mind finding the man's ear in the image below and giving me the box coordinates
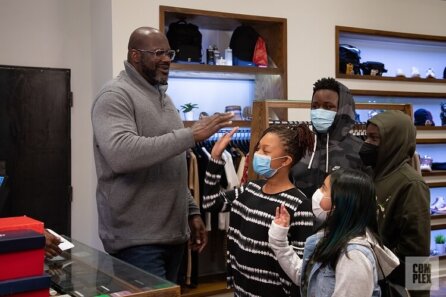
[129,50,141,64]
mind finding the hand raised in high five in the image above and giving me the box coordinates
[274,204,290,228]
[211,127,239,160]
[192,112,234,142]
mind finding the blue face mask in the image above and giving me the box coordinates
[311,108,337,133]
[252,153,288,178]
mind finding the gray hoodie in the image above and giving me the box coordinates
[92,61,199,253]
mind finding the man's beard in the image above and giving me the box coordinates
[142,65,167,85]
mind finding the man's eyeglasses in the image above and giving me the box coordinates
[133,49,176,60]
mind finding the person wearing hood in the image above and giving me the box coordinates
[269,168,399,297]
[91,27,233,282]
[291,78,363,218]
[360,110,430,296]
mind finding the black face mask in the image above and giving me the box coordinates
[359,142,379,168]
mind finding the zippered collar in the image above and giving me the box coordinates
[123,61,168,103]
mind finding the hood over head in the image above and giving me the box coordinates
[307,81,357,172]
[368,110,416,180]
[313,81,356,140]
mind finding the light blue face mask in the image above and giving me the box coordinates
[252,153,288,178]
[311,108,337,133]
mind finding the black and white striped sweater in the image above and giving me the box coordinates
[203,158,314,297]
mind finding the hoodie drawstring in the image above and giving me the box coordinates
[326,133,330,173]
[308,134,317,169]
[307,133,330,173]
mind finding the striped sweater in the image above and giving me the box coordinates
[203,158,314,297]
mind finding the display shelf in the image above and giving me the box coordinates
[159,7,287,296]
[424,171,446,177]
[431,228,446,260]
[45,237,180,297]
[170,63,281,75]
[160,5,288,117]
[351,90,446,128]
[336,26,446,82]
[429,182,446,222]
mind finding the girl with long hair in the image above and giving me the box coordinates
[269,168,399,297]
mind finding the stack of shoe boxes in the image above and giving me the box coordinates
[0,216,51,297]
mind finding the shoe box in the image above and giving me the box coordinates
[0,229,45,281]
[0,216,44,234]
[0,274,50,297]
[0,216,50,297]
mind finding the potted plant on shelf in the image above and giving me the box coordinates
[180,103,198,121]
[435,234,446,254]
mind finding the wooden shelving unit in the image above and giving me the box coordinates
[159,6,287,296]
[335,26,446,83]
[160,5,288,100]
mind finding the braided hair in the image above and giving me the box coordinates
[312,77,340,96]
[259,124,314,166]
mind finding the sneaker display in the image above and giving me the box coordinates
[411,67,420,78]
[396,68,405,77]
[426,68,436,79]
[420,155,433,172]
[431,196,445,210]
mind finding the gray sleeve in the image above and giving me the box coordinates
[92,91,195,174]
[186,189,200,216]
[332,250,374,297]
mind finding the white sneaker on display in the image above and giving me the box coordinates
[411,67,420,78]
[432,196,446,210]
[396,68,405,77]
[426,68,436,79]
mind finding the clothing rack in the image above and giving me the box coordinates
[248,100,413,180]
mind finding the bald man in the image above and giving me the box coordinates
[91,27,233,282]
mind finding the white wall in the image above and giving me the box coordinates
[110,0,446,99]
[0,0,102,249]
[1,0,446,250]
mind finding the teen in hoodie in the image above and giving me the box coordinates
[291,78,363,202]
[360,110,430,297]
[269,168,399,297]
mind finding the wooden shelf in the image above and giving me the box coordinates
[337,73,446,83]
[160,5,288,99]
[335,26,446,82]
[170,63,282,75]
[423,171,446,177]
[417,138,446,144]
[431,224,446,231]
[432,214,446,220]
[417,126,446,131]
[428,182,446,187]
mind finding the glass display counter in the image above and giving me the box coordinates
[45,238,180,297]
